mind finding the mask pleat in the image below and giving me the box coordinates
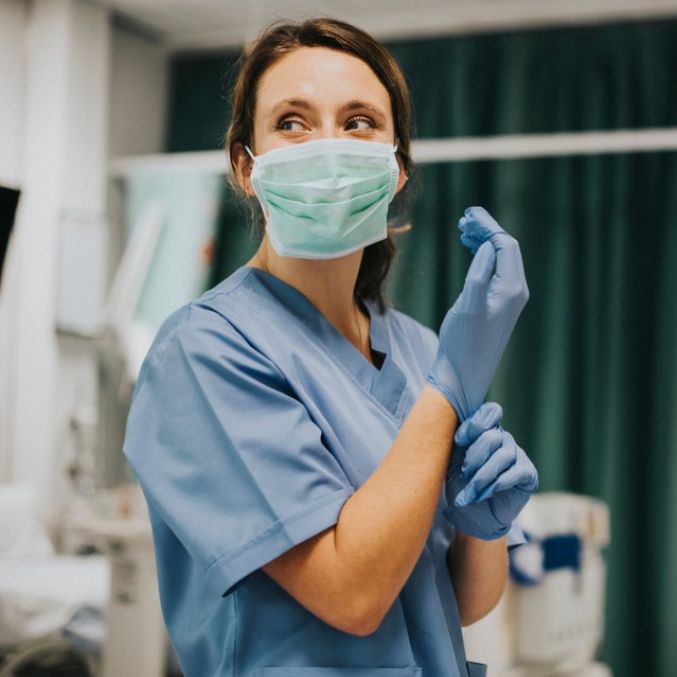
[248,137,400,259]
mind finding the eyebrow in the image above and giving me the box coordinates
[266,98,387,121]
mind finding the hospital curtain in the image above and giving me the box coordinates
[166,19,677,677]
[385,22,677,677]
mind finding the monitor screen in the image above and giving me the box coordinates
[0,185,20,288]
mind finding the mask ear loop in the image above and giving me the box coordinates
[388,141,401,203]
[243,145,269,220]
[388,141,411,234]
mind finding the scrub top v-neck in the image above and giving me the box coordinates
[122,264,488,677]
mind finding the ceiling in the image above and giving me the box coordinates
[91,0,677,50]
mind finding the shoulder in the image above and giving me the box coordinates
[135,269,280,396]
[146,266,261,356]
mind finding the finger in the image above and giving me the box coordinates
[455,402,503,447]
[460,232,482,254]
[473,463,533,503]
[458,241,496,310]
[473,441,538,499]
[513,447,539,492]
[460,427,504,480]
[462,206,505,241]
[462,207,526,289]
[460,426,503,476]
[459,437,517,504]
[489,234,528,292]
[458,215,482,252]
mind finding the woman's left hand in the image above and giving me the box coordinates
[443,402,539,540]
[425,207,530,422]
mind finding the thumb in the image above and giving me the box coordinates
[455,401,503,446]
[460,241,496,310]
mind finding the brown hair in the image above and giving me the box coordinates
[225,17,417,313]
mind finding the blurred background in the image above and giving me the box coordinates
[0,1,676,676]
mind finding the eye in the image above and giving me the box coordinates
[346,115,375,131]
[276,117,306,132]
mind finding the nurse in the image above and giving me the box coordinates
[123,17,539,677]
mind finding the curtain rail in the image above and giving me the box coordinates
[109,127,677,177]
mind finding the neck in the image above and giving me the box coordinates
[245,234,369,348]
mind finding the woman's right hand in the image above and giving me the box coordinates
[443,401,539,539]
[425,206,529,421]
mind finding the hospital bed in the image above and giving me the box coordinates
[1,480,611,677]
[0,483,109,676]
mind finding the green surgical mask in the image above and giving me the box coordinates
[245,137,400,259]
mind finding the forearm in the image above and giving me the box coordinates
[335,384,457,632]
[447,531,508,626]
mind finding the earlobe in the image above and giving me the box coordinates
[395,153,408,194]
[396,166,408,194]
[243,172,255,197]
[232,142,255,196]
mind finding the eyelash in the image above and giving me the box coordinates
[275,115,377,131]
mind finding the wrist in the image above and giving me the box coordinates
[426,352,467,421]
[442,509,512,541]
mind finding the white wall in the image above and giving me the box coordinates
[106,17,169,289]
[0,0,26,189]
[0,0,171,524]
[109,20,168,158]
[101,20,169,490]
[0,0,27,482]
[0,0,112,524]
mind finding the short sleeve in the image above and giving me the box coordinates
[507,522,527,550]
[122,305,355,597]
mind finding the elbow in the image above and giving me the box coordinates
[459,609,485,627]
[459,605,490,627]
[342,591,388,637]
[458,593,503,627]
[348,613,384,638]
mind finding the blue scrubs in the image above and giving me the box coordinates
[123,265,499,677]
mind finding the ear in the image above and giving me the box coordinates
[231,142,256,197]
[394,152,408,194]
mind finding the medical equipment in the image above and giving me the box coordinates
[0,483,109,676]
[61,491,168,677]
[0,185,20,288]
[95,169,222,490]
[462,491,612,677]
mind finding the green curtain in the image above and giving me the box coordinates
[385,23,677,677]
[166,19,677,676]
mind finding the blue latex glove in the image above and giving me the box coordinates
[443,402,539,540]
[425,206,529,421]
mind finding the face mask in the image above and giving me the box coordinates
[245,137,400,259]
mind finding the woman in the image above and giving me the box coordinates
[123,17,538,677]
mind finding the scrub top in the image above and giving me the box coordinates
[123,264,510,677]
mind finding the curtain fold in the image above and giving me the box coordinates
[385,23,677,676]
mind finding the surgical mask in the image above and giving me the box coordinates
[245,137,400,259]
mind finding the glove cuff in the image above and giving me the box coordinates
[441,506,512,541]
[426,352,468,420]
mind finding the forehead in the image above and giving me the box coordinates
[255,46,391,117]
